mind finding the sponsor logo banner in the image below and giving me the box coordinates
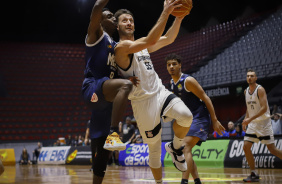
[193,140,229,168]
[224,138,282,168]
[65,146,92,165]
[0,148,16,165]
[119,143,166,166]
[38,146,70,164]
[165,140,229,168]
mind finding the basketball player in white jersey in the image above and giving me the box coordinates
[242,69,282,182]
[114,1,193,184]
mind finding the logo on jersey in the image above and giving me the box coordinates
[107,53,116,68]
[91,93,98,102]
[145,131,153,138]
[177,84,183,91]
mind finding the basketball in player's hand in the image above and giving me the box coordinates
[171,0,193,17]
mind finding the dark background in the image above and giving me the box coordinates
[1,0,282,44]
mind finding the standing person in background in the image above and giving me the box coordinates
[165,53,225,184]
[72,135,79,147]
[271,113,282,135]
[114,1,194,183]
[32,142,42,163]
[242,69,282,182]
[66,134,73,146]
[81,0,138,183]
[121,117,136,144]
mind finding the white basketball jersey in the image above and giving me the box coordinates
[245,85,270,123]
[118,49,164,101]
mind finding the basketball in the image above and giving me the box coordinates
[171,0,193,17]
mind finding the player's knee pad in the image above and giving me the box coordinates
[148,140,162,169]
[175,102,193,128]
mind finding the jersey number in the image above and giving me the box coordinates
[144,62,152,70]
[251,105,254,110]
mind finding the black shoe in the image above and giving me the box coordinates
[243,173,260,182]
[89,167,93,171]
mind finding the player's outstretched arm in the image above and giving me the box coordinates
[87,0,110,44]
[148,12,189,53]
[185,76,225,135]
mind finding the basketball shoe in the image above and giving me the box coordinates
[103,132,126,151]
[243,172,260,182]
[165,142,187,172]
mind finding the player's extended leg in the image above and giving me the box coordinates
[182,136,201,184]
[102,79,133,130]
[91,136,111,184]
[267,143,282,159]
[243,141,260,182]
[243,141,255,170]
[148,138,163,184]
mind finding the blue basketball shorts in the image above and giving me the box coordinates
[82,77,112,110]
[187,115,211,144]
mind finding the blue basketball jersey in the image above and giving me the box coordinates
[170,74,211,142]
[170,74,209,119]
[82,32,118,139]
[84,32,118,79]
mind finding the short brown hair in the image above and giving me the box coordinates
[247,69,257,76]
[114,9,134,23]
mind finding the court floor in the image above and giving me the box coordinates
[0,164,282,184]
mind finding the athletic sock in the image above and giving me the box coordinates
[181,179,188,184]
[194,178,201,184]
[155,179,163,184]
[173,135,184,150]
[110,126,119,134]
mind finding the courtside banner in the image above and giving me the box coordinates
[164,140,229,168]
[224,138,282,168]
[65,146,92,165]
[119,143,167,166]
[0,148,16,165]
[38,146,70,164]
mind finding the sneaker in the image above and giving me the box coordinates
[165,142,187,172]
[103,132,126,151]
[243,173,260,182]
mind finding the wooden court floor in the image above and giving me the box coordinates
[0,164,282,184]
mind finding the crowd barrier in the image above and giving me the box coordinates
[2,138,281,168]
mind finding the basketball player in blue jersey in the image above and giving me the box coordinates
[165,53,225,184]
[242,69,282,182]
[81,0,138,183]
[114,1,194,184]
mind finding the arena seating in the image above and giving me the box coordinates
[191,7,282,87]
